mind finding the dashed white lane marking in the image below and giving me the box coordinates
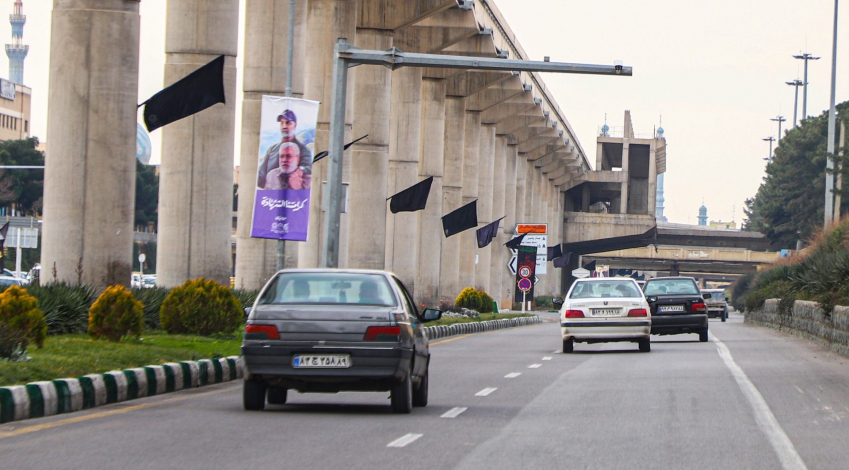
[475,387,498,397]
[441,407,467,418]
[794,385,805,395]
[711,333,807,470]
[387,433,423,447]
[552,350,561,354]
[504,372,521,378]
[528,364,542,369]
[542,357,552,361]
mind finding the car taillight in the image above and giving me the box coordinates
[364,326,401,341]
[245,324,280,340]
[627,308,648,317]
[692,302,707,313]
[564,310,585,318]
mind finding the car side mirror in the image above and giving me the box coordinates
[244,307,252,319]
[702,293,712,300]
[647,296,657,303]
[421,308,442,322]
[552,297,564,308]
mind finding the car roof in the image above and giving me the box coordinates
[701,288,725,292]
[573,278,639,283]
[645,276,697,282]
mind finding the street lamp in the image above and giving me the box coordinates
[786,79,803,127]
[763,136,776,163]
[793,52,820,121]
[771,115,786,142]
[824,0,839,226]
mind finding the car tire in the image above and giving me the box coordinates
[699,329,709,342]
[267,387,288,405]
[412,368,429,407]
[721,309,727,322]
[243,379,267,411]
[638,338,651,352]
[391,373,413,414]
[562,338,574,353]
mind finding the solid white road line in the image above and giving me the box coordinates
[475,387,498,397]
[528,364,542,369]
[387,433,423,447]
[441,407,468,418]
[711,333,807,470]
[542,357,552,361]
[504,372,521,379]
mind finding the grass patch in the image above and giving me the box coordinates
[0,331,242,386]
[426,313,535,327]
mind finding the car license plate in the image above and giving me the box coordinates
[592,308,621,316]
[658,305,685,312]
[293,354,350,368]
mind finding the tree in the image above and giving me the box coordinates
[0,137,44,216]
[134,160,158,230]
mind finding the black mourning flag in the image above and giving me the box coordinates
[313,135,369,163]
[547,244,563,260]
[441,200,477,237]
[388,176,433,214]
[476,216,505,248]
[583,260,597,273]
[553,252,572,268]
[505,233,527,250]
[140,55,226,132]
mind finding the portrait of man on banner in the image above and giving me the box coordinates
[251,96,320,242]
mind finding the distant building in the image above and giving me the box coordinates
[698,204,707,226]
[0,79,31,141]
[709,220,737,230]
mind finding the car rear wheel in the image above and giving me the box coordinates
[699,329,709,342]
[391,373,413,414]
[412,368,428,407]
[638,338,651,352]
[562,338,574,353]
[243,379,267,411]
[267,387,288,405]
[721,309,727,322]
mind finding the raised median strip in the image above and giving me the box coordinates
[0,356,243,424]
[422,315,542,340]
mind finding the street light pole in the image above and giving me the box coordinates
[786,79,803,127]
[793,52,820,121]
[771,115,786,142]
[763,136,776,163]
[824,0,839,227]
[276,0,297,272]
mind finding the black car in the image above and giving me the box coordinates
[643,277,710,342]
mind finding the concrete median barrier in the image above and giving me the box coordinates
[423,315,541,342]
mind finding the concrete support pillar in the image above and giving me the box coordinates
[648,145,658,217]
[42,0,140,287]
[525,161,537,220]
[489,136,507,306]
[235,0,307,289]
[581,183,591,212]
[386,66,422,291]
[620,140,630,214]
[415,78,446,306]
[158,0,239,288]
[439,96,466,303]
[458,112,481,290]
[300,0,357,268]
[502,144,519,308]
[474,124,495,293]
[514,154,527,224]
[348,29,392,269]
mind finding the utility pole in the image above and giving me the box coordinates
[276,0,296,271]
[771,115,786,142]
[793,52,820,122]
[763,136,776,163]
[824,0,839,227]
[786,79,803,127]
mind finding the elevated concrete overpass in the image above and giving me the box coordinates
[582,245,780,276]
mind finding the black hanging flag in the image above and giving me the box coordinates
[547,244,563,260]
[0,222,8,272]
[388,176,434,214]
[140,55,226,132]
[312,135,370,163]
[441,200,477,237]
[505,233,527,250]
[553,252,572,268]
[583,260,597,274]
[476,216,505,248]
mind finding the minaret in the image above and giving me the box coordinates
[698,203,708,226]
[655,121,668,222]
[6,0,28,85]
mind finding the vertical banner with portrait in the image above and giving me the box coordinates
[251,96,320,241]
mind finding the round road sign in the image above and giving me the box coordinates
[518,278,532,292]
[519,266,531,278]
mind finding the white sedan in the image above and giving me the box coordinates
[560,278,651,353]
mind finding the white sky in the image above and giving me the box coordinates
[4,0,849,226]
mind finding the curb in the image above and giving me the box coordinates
[423,315,542,341]
[0,356,243,424]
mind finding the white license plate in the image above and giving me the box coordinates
[592,308,621,316]
[293,354,350,368]
[659,305,685,312]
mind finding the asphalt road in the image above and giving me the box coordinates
[3,310,849,469]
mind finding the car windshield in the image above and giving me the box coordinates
[569,280,641,299]
[644,279,700,295]
[259,272,397,306]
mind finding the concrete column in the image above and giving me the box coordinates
[386,66,422,291]
[438,97,466,303]
[514,153,527,224]
[415,78,446,306]
[502,144,518,308]
[458,111,481,291]
[299,0,357,268]
[489,136,507,306]
[474,124,495,293]
[348,29,392,269]
[42,0,140,287]
[648,143,658,217]
[157,0,238,287]
[581,182,591,212]
[620,140,630,214]
[525,161,536,220]
[235,0,307,289]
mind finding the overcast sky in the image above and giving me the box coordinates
[4,0,848,226]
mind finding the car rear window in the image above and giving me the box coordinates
[569,280,641,299]
[644,279,700,295]
[259,273,398,307]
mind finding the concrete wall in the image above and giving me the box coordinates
[747,300,849,359]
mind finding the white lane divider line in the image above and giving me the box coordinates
[552,349,561,354]
[387,433,423,447]
[441,407,467,418]
[504,372,521,378]
[542,357,552,361]
[528,364,542,369]
[710,333,807,470]
[794,385,805,395]
[475,387,498,397]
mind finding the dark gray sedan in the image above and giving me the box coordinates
[241,269,441,414]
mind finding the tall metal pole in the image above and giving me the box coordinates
[825,0,839,227]
[771,116,786,142]
[794,52,821,121]
[763,136,776,162]
[786,79,802,127]
[276,0,296,271]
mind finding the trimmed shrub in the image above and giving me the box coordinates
[131,287,171,330]
[88,285,144,342]
[478,291,495,313]
[159,278,243,336]
[535,296,553,309]
[0,285,47,359]
[26,282,99,335]
[455,287,483,311]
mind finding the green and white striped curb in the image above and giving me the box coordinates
[0,356,243,424]
[422,315,542,340]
